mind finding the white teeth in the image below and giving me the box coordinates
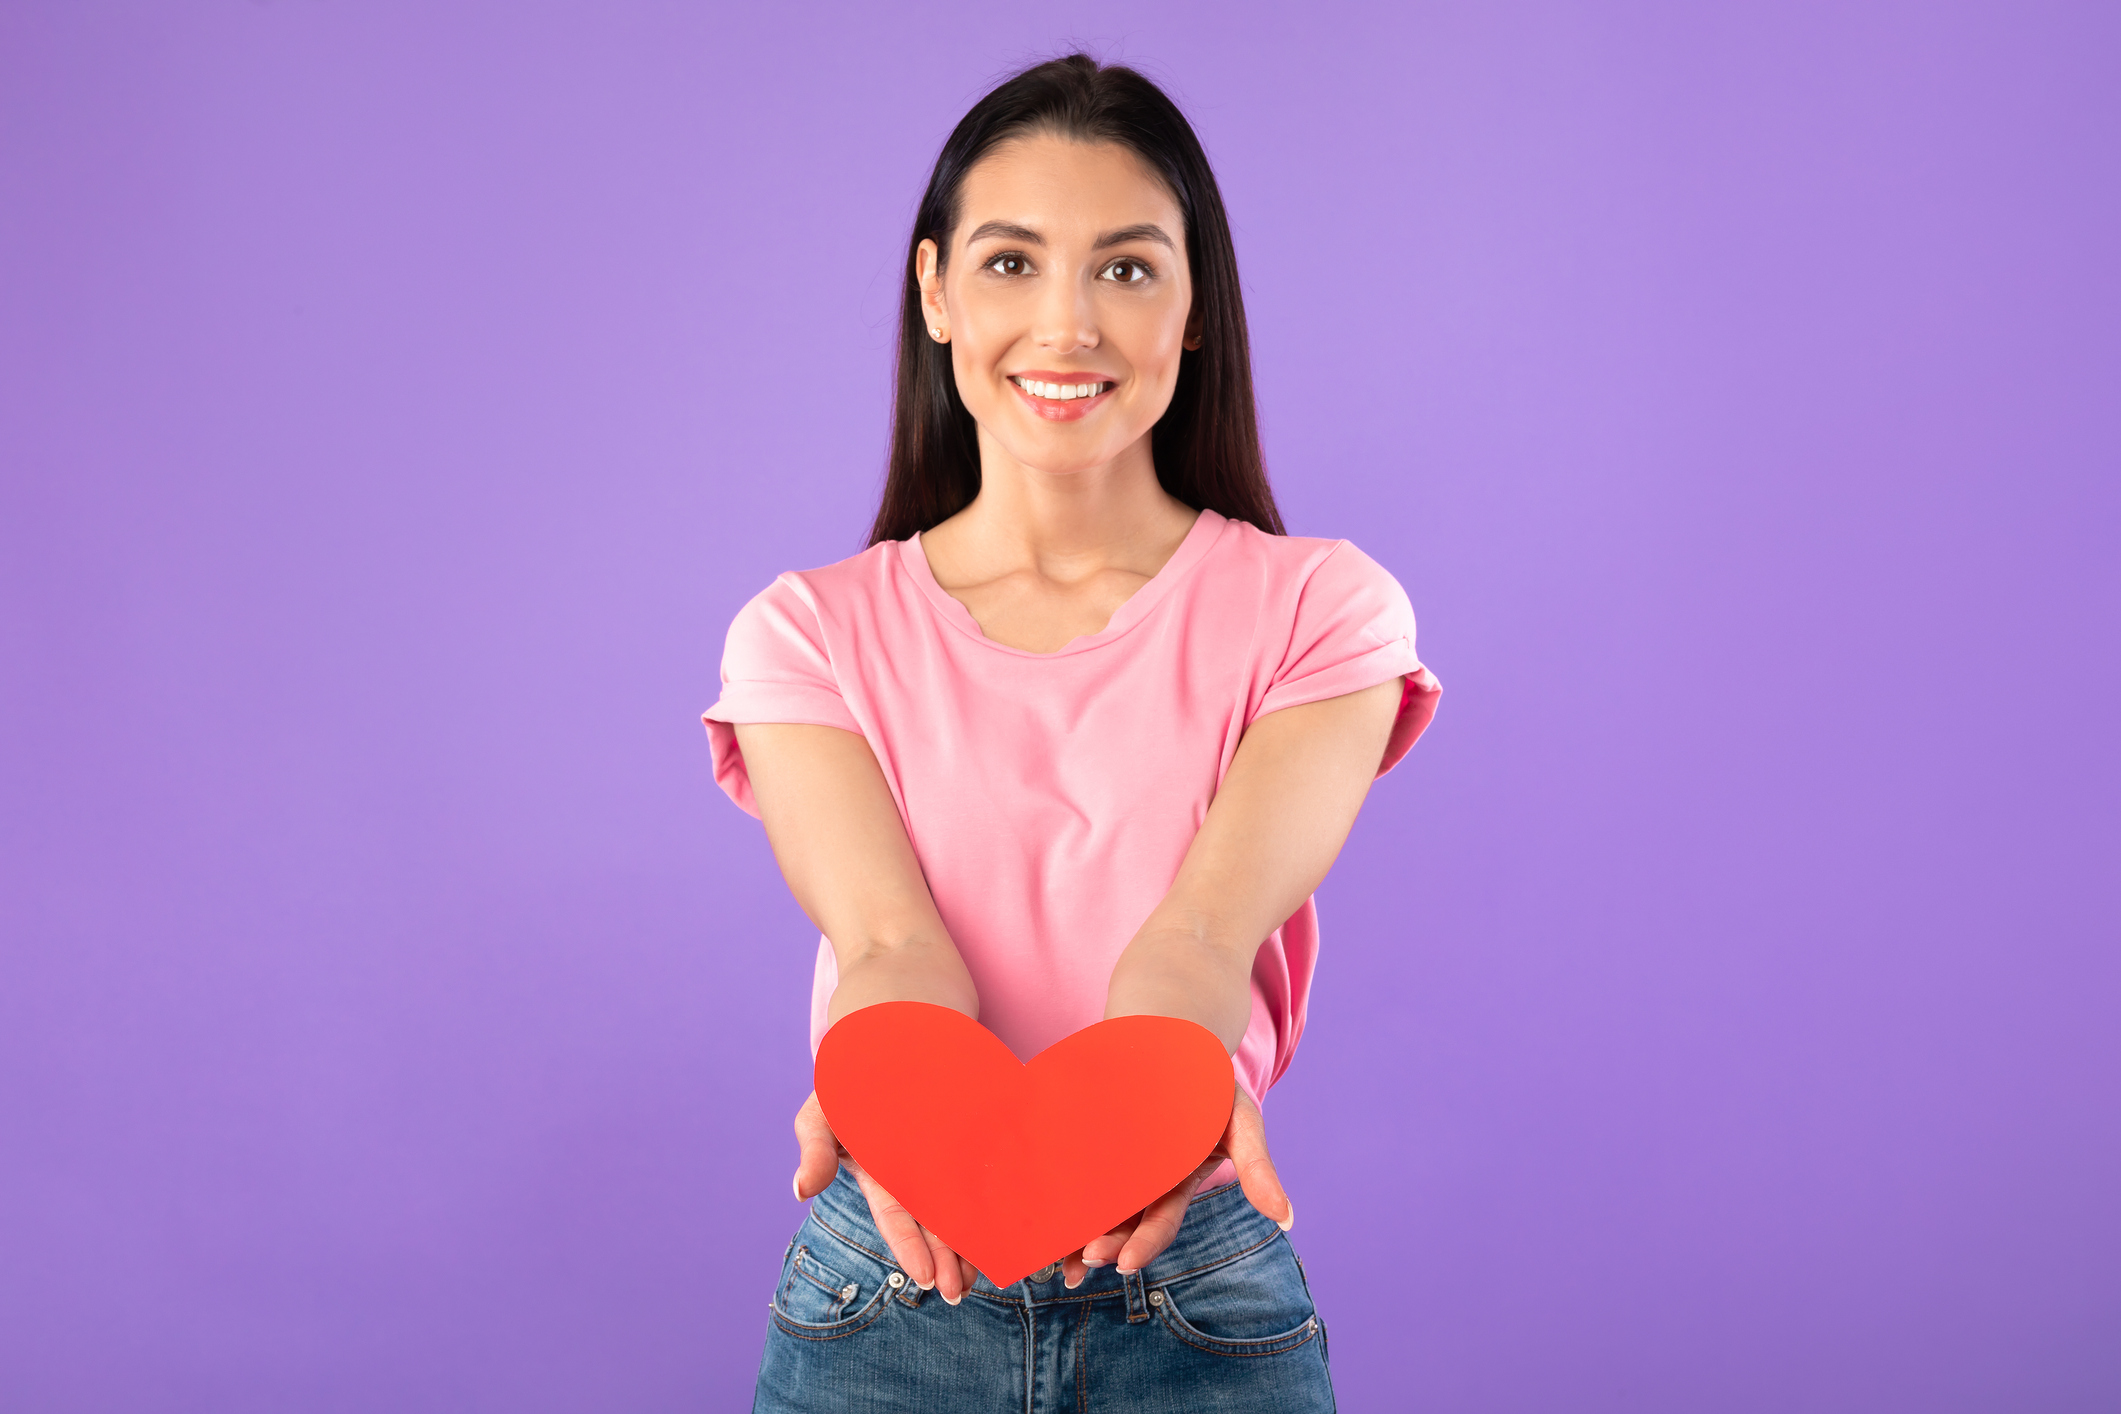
[1015,377,1108,399]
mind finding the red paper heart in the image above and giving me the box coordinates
[813,1002,1234,1288]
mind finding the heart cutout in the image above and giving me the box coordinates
[813,1002,1234,1288]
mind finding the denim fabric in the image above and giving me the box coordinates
[752,1165,1334,1413]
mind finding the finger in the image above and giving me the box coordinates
[1116,1184,1194,1273]
[1115,1147,1229,1273]
[1062,1248,1091,1289]
[1225,1088,1294,1230]
[853,1171,937,1290]
[1079,1220,1136,1268]
[791,1092,841,1202]
[924,1229,967,1305]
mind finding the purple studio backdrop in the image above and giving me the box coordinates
[3,3,2117,1410]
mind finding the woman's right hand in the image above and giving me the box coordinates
[792,1091,981,1305]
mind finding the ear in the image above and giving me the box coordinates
[1183,302,1204,352]
[916,238,949,343]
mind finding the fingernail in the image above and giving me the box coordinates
[1278,1198,1296,1234]
[1080,1259,1107,1269]
[1117,1266,1138,1276]
[792,1174,804,1202]
[943,1292,961,1307]
[917,1280,934,1291]
[1064,1274,1083,1290]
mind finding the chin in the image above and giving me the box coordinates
[1007,438,1128,478]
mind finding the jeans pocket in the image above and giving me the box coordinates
[769,1218,894,1339]
[1151,1237,1323,1358]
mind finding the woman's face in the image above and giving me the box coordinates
[918,133,1199,478]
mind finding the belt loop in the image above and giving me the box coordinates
[1123,1268,1150,1323]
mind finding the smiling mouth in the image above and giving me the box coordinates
[1010,376,1113,402]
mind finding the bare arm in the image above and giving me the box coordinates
[734,722,977,1023]
[1105,677,1406,1045]
[733,721,981,1301]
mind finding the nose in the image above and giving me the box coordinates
[1033,265,1099,354]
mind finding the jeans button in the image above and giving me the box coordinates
[887,1272,906,1289]
[1031,1263,1057,1282]
[1148,1290,1165,1306]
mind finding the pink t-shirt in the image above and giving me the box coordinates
[703,508,1440,1111]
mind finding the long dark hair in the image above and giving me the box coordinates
[867,54,1283,546]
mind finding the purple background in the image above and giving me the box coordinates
[3,3,2116,1409]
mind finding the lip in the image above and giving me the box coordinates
[1006,370,1119,423]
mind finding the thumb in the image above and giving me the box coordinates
[791,1091,841,1202]
[1224,1087,1293,1232]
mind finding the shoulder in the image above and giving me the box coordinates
[787,539,904,598]
[717,543,906,681]
[1211,519,1411,612]
[1236,523,1433,744]
[727,540,902,632]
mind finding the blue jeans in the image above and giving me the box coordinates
[752,1165,1335,1412]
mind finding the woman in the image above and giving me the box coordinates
[704,54,1440,1412]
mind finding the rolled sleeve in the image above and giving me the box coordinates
[1254,541,1440,777]
[701,575,862,817]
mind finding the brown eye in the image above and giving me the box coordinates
[986,253,1029,276]
[1101,259,1151,284]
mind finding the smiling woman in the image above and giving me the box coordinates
[872,55,1278,548]
[702,53,1441,1412]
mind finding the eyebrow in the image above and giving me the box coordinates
[964,221,1045,246]
[962,220,1178,251]
[1094,223,1177,251]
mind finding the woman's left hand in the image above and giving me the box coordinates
[1059,1085,1292,1288]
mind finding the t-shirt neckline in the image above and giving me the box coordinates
[899,508,1229,658]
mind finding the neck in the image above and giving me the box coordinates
[944,428,1197,576]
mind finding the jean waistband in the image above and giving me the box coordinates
[806,1163,1285,1304]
